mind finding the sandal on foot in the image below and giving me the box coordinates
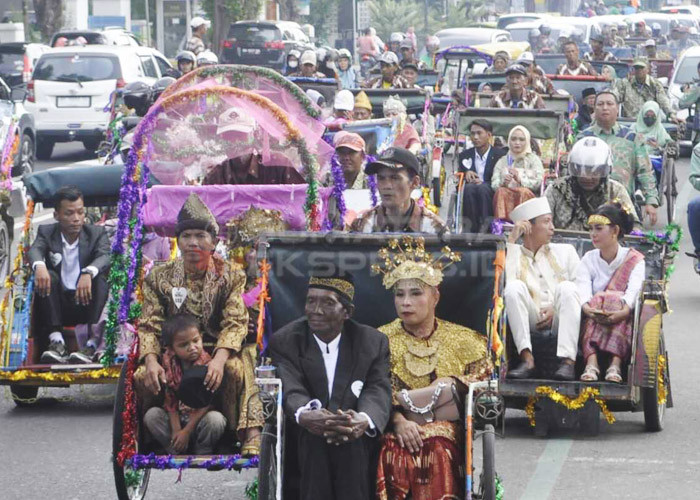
[605,366,622,383]
[580,365,600,382]
[241,434,261,457]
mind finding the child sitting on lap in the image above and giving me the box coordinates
[144,314,226,454]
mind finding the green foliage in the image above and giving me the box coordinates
[367,0,420,43]
[307,0,340,43]
[201,0,264,48]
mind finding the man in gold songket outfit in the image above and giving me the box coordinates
[373,236,492,500]
[135,193,262,455]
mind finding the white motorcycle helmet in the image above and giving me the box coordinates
[568,137,612,177]
[196,50,218,66]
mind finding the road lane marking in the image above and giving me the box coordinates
[14,212,54,230]
[570,456,700,466]
[519,439,573,500]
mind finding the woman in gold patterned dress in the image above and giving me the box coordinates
[373,237,493,500]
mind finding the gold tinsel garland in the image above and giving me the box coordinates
[657,355,667,405]
[0,366,121,382]
[524,386,616,427]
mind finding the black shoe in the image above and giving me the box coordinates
[507,361,536,379]
[68,345,96,364]
[553,361,576,381]
[40,341,68,364]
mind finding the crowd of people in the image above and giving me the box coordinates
[22,11,700,500]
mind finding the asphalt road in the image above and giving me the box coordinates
[0,143,698,499]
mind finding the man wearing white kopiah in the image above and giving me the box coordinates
[504,198,582,381]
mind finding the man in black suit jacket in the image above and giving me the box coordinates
[28,186,110,364]
[269,271,391,500]
[458,119,507,232]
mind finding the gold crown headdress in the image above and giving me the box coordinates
[226,206,288,245]
[371,236,461,289]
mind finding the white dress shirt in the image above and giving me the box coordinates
[32,233,99,290]
[505,242,581,309]
[294,333,375,434]
[474,147,491,181]
[575,246,645,307]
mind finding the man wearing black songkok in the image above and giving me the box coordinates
[270,269,392,500]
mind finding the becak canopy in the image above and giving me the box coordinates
[135,85,330,185]
[156,65,331,166]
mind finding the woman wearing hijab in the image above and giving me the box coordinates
[491,126,545,221]
[601,64,621,93]
[630,101,673,179]
[485,52,509,74]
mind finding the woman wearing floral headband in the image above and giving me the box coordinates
[373,237,492,500]
[576,202,645,383]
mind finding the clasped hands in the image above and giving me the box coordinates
[299,408,369,446]
[583,303,631,326]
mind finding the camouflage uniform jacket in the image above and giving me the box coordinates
[545,177,640,231]
[615,74,673,118]
[528,72,555,94]
[583,50,617,62]
[578,123,659,205]
[489,88,545,109]
[556,61,597,76]
[611,36,626,48]
[364,74,410,89]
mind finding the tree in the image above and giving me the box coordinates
[307,0,340,43]
[201,0,263,51]
[33,0,64,43]
[367,0,420,44]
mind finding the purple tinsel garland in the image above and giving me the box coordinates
[324,153,348,230]
[365,154,379,207]
[128,452,260,471]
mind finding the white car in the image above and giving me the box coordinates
[669,46,700,146]
[25,46,172,160]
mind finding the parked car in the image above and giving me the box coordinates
[24,46,171,160]
[0,76,35,177]
[669,46,700,147]
[0,43,50,89]
[49,29,141,48]
[219,20,314,70]
[661,4,700,21]
[496,13,551,30]
[626,13,699,36]
[434,28,512,50]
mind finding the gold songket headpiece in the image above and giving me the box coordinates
[176,192,219,237]
[587,214,612,226]
[371,236,461,289]
[227,206,288,245]
[308,276,355,302]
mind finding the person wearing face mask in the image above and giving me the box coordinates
[491,125,545,221]
[285,49,301,75]
[576,202,644,383]
[545,137,639,231]
[630,101,673,179]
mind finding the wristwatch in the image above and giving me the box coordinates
[80,267,95,278]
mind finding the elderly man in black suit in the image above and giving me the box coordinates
[28,186,110,364]
[458,119,507,232]
[269,270,391,500]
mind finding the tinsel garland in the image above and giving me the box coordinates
[524,386,616,427]
[324,154,348,230]
[630,223,683,280]
[116,344,139,466]
[366,155,379,207]
[167,65,322,118]
[420,187,438,214]
[0,365,121,381]
[256,260,271,353]
[127,452,259,471]
[0,121,19,190]
[245,478,259,500]
[657,354,667,405]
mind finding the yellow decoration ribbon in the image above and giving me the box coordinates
[657,355,667,406]
[0,366,121,382]
[524,386,616,427]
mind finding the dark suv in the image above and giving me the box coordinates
[219,21,313,70]
[0,42,49,89]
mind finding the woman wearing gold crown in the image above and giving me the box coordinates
[576,202,645,383]
[373,237,492,500]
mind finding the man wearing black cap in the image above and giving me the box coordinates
[350,147,449,234]
[575,87,597,130]
[584,33,617,62]
[269,271,391,500]
[399,37,425,70]
[400,61,421,88]
[136,193,263,456]
[489,64,545,109]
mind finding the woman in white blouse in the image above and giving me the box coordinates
[576,203,645,383]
